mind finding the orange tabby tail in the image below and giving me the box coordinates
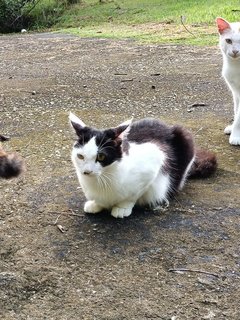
[189,148,217,178]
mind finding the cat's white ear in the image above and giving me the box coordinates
[69,112,86,129]
[119,118,133,128]
[216,17,231,34]
[115,118,133,139]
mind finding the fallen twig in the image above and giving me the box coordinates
[191,103,207,108]
[180,16,195,37]
[53,214,61,225]
[114,73,128,76]
[168,268,219,278]
[121,79,133,82]
[194,127,204,135]
[187,103,207,112]
[56,224,66,233]
[49,210,85,218]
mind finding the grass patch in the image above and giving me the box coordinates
[61,23,218,46]
[34,0,240,45]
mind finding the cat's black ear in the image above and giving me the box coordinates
[69,112,86,134]
[113,119,132,139]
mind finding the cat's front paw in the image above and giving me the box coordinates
[84,200,103,214]
[229,132,240,145]
[111,206,132,219]
[224,125,233,135]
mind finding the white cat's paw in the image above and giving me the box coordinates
[224,125,233,135]
[111,206,133,219]
[84,200,103,214]
[229,132,240,145]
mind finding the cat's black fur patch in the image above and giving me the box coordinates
[127,118,172,144]
[0,154,23,179]
[74,126,124,167]
[73,127,99,146]
[169,125,195,192]
[95,129,123,167]
[127,118,195,194]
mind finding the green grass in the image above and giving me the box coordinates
[33,0,240,45]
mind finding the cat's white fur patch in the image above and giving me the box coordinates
[119,119,133,127]
[179,156,195,190]
[69,112,86,128]
[84,200,103,213]
[71,137,102,176]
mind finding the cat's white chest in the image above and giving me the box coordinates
[79,169,120,207]
[222,60,240,91]
[76,142,166,209]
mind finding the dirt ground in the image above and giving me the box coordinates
[0,33,240,320]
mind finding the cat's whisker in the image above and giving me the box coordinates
[98,174,111,193]
[101,174,113,187]
[98,146,116,153]
[97,174,105,190]
[98,138,113,151]
[97,133,106,150]
[102,171,115,178]
[97,175,104,191]
[101,173,112,188]
[98,134,111,150]
[101,170,115,180]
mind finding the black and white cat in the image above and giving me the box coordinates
[70,112,217,218]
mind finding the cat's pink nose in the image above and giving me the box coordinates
[232,50,239,56]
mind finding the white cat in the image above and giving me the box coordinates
[69,112,217,218]
[217,17,240,145]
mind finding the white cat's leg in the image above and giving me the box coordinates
[233,93,240,116]
[111,201,135,219]
[84,200,103,214]
[224,124,233,135]
[229,106,240,145]
[225,94,239,135]
[138,173,170,207]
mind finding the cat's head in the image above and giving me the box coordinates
[216,17,240,59]
[69,112,131,176]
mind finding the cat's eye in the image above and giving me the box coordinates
[226,38,232,44]
[77,154,84,160]
[97,153,105,161]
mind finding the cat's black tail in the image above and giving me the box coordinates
[0,141,24,179]
[188,148,217,179]
[0,153,24,179]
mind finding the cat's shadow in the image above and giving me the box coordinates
[72,205,168,254]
